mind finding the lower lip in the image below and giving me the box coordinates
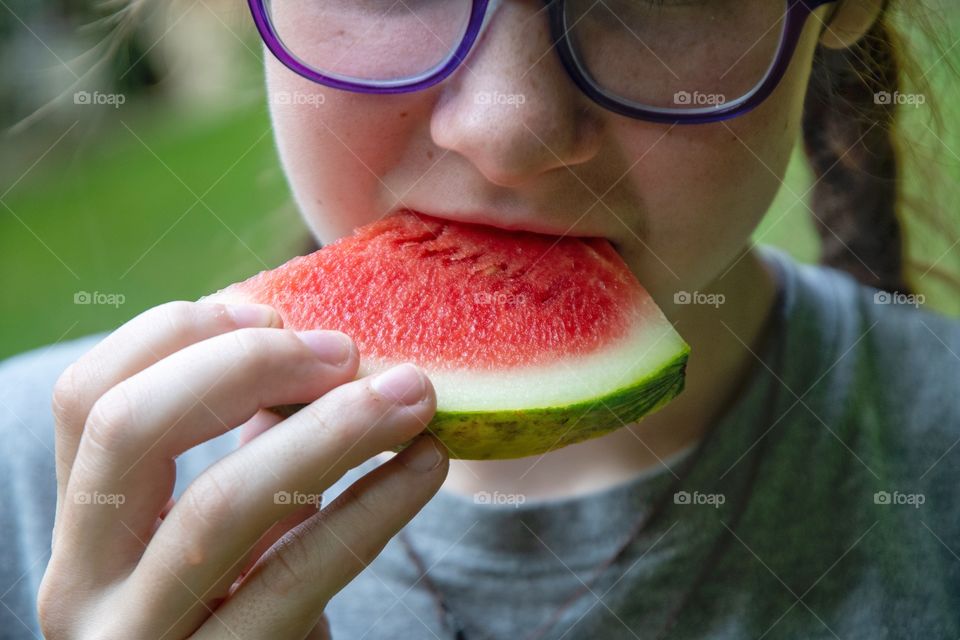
[401,208,604,242]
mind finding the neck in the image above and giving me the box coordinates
[441,245,779,501]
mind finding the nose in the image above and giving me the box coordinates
[429,0,602,187]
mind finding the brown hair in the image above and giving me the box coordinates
[102,1,960,306]
[802,0,959,297]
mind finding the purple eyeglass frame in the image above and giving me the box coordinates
[248,0,836,125]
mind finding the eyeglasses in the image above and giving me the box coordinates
[248,0,836,124]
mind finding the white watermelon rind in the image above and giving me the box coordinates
[399,346,689,460]
[266,316,691,460]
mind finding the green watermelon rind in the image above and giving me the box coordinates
[397,347,690,460]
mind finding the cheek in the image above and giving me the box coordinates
[265,57,428,243]
[613,33,816,297]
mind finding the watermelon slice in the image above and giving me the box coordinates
[209,211,688,460]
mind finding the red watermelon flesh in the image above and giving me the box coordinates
[209,210,689,460]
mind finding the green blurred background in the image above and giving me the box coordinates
[1,0,958,360]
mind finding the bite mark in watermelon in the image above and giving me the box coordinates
[209,211,689,460]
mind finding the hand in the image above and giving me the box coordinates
[37,301,448,639]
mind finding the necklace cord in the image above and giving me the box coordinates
[655,258,789,638]
[397,258,790,640]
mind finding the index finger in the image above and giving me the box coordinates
[50,301,281,538]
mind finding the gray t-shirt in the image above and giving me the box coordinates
[2,246,959,639]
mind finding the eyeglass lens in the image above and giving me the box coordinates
[263,0,788,110]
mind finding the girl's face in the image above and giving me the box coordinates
[264,2,834,305]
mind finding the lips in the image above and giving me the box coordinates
[396,207,595,240]
[393,208,632,263]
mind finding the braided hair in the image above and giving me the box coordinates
[803,9,909,294]
[802,0,960,300]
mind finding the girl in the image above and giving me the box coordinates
[2,0,959,637]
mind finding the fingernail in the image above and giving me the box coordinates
[227,304,279,328]
[298,330,353,366]
[400,436,444,472]
[371,363,426,405]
